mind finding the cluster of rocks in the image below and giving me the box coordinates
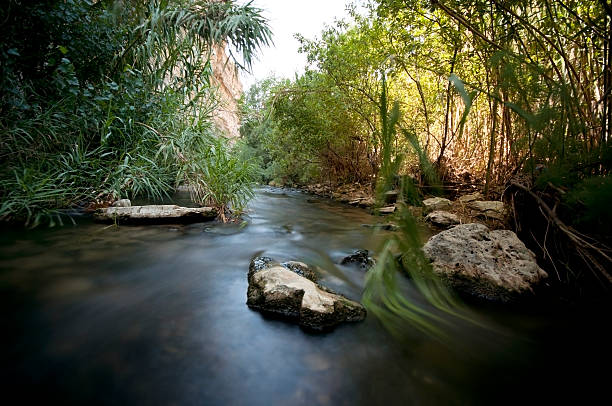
[413,193,546,302]
[422,193,508,229]
[246,189,547,334]
[247,257,366,331]
[302,183,376,208]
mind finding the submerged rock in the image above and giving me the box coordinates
[112,199,131,207]
[425,211,460,228]
[247,257,366,331]
[94,205,216,224]
[361,223,399,231]
[467,200,507,221]
[422,197,452,213]
[341,249,375,270]
[422,223,547,302]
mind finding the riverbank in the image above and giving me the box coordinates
[272,180,509,232]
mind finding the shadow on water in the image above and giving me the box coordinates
[0,187,608,405]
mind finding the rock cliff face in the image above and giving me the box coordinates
[211,43,243,139]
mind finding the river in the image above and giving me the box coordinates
[0,187,607,404]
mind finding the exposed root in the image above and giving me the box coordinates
[510,181,612,286]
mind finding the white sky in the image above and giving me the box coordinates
[238,0,353,89]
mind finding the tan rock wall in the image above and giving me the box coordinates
[211,43,243,139]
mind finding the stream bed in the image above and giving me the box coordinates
[0,187,607,405]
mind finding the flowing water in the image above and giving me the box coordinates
[0,187,607,405]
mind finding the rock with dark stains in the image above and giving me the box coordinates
[281,261,319,282]
[247,257,366,331]
[340,249,375,270]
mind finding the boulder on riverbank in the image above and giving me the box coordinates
[422,223,547,302]
[423,197,452,213]
[247,256,366,331]
[94,205,216,224]
[425,210,460,228]
[467,200,507,221]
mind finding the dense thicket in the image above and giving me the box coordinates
[0,0,271,226]
[240,0,611,290]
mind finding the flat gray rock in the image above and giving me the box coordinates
[423,197,452,213]
[94,205,216,224]
[423,223,547,302]
[467,200,506,220]
[425,210,460,228]
[457,192,483,203]
[247,257,366,331]
[378,205,397,214]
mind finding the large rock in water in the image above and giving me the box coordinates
[422,223,547,302]
[247,257,366,331]
[94,205,216,224]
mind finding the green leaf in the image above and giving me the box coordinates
[448,74,475,139]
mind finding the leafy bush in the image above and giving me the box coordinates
[0,0,271,226]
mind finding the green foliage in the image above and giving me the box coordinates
[363,203,486,342]
[448,73,476,140]
[236,76,286,183]
[566,176,612,233]
[0,0,271,225]
[188,137,256,215]
[375,74,404,202]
